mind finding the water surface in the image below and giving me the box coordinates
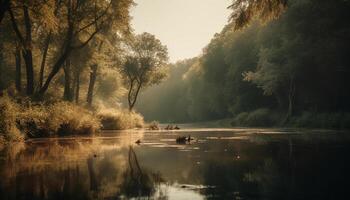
[1,128,350,199]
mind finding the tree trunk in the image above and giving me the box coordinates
[284,76,296,124]
[75,72,80,104]
[63,59,73,101]
[15,45,21,93]
[38,48,71,95]
[128,82,142,111]
[127,80,135,111]
[87,64,97,107]
[38,33,51,88]
[22,51,34,95]
[23,5,34,95]
[37,13,74,96]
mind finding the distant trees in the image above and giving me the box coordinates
[137,0,350,123]
[121,33,168,111]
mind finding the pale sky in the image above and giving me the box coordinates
[131,0,231,62]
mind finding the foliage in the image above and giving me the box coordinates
[98,109,144,130]
[231,108,281,127]
[20,102,101,137]
[0,96,100,140]
[137,0,350,129]
[229,0,288,29]
[0,96,24,143]
[121,32,169,110]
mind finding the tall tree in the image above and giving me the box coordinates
[121,32,168,111]
[8,2,35,95]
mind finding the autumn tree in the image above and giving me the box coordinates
[38,0,134,96]
[121,33,168,111]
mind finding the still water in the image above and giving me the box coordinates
[1,128,350,200]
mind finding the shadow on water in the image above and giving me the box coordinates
[1,129,350,199]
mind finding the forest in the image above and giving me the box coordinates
[1,1,350,199]
[1,0,350,145]
[0,0,170,144]
[137,0,350,129]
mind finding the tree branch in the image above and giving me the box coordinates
[75,1,111,35]
[71,27,100,49]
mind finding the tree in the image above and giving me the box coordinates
[8,1,37,95]
[229,0,287,29]
[38,0,118,95]
[121,33,168,111]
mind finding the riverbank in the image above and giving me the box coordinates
[0,96,144,145]
[158,109,350,130]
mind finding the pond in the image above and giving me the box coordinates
[1,128,350,200]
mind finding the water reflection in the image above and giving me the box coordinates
[1,129,350,199]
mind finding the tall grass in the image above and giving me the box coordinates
[98,109,144,130]
[1,96,101,142]
[0,96,24,144]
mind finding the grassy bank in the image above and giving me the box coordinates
[0,96,145,144]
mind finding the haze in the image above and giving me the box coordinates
[131,0,231,62]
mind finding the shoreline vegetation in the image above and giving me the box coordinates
[0,94,145,145]
[1,0,350,146]
[0,90,350,144]
[2,91,349,147]
[2,91,350,146]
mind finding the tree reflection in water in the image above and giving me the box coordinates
[1,131,350,199]
[118,146,164,198]
[0,139,166,200]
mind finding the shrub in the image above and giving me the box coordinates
[231,108,281,127]
[99,109,144,130]
[231,112,249,126]
[0,96,24,143]
[18,102,101,137]
[1,96,101,140]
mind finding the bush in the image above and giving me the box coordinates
[99,109,144,130]
[19,102,101,137]
[231,108,281,127]
[231,112,249,126]
[0,96,24,143]
[1,96,101,140]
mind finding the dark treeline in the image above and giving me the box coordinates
[137,0,350,128]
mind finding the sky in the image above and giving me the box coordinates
[131,0,232,63]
